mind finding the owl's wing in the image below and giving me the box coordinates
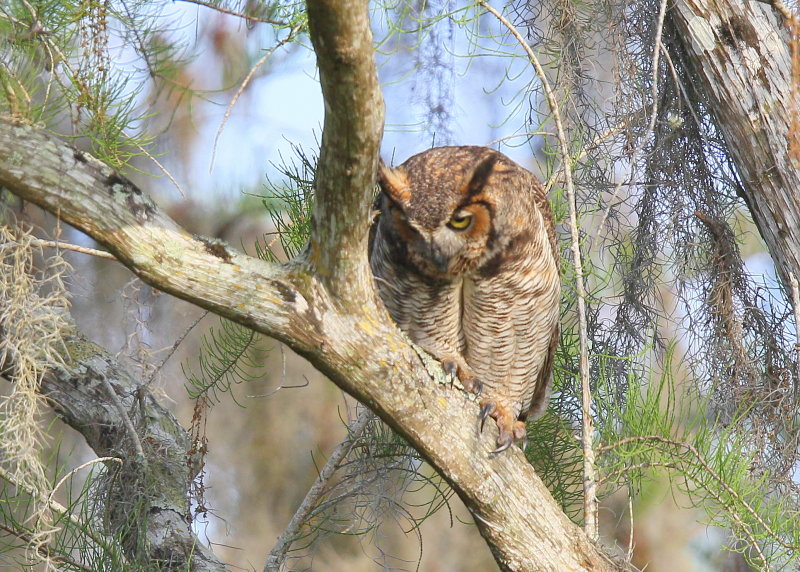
[520,320,559,422]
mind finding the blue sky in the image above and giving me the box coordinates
[155,3,543,203]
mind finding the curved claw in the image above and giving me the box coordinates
[441,359,458,384]
[520,432,529,452]
[479,401,496,432]
[491,434,513,454]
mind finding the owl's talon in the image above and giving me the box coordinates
[441,359,458,384]
[479,401,496,431]
[491,434,513,454]
[480,402,529,453]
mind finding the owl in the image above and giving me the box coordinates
[370,146,561,452]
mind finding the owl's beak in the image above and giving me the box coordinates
[430,245,450,273]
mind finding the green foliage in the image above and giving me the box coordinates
[254,142,316,262]
[0,1,177,168]
[0,463,127,570]
[525,409,584,521]
[0,0,308,172]
[542,295,800,569]
[183,318,270,405]
[596,349,800,569]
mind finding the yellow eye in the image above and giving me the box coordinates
[447,213,473,230]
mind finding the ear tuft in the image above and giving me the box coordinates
[378,160,411,203]
[461,154,498,198]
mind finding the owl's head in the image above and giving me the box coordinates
[376,147,503,279]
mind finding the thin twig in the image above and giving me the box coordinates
[478,0,598,539]
[131,140,186,198]
[599,460,680,484]
[486,130,557,146]
[248,344,311,398]
[49,457,123,506]
[544,117,633,192]
[211,24,304,170]
[264,408,374,572]
[100,374,146,463]
[601,456,770,567]
[145,311,208,387]
[247,375,310,398]
[0,238,117,260]
[695,476,768,568]
[176,0,289,25]
[660,48,705,135]
[626,493,635,563]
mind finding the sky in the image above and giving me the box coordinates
[150,2,543,204]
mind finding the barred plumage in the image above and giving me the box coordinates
[370,146,561,452]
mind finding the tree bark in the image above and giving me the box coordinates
[670,0,800,292]
[306,0,384,301]
[0,312,229,571]
[0,0,621,568]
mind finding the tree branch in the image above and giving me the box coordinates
[670,0,800,294]
[306,0,385,300]
[1,311,229,571]
[0,118,315,351]
[176,0,289,25]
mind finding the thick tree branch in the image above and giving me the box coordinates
[0,119,316,351]
[307,0,384,300]
[1,312,228,571]
[670,0,800,294]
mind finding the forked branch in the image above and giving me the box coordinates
[0,0,621,566]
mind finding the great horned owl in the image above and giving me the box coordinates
[370,146,561,452]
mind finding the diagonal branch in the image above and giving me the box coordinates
[0,117,315,352]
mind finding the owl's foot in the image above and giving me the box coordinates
[479,400,527,453]
[460,374,482,395]
[441,358,482,396]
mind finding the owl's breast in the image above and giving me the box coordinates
[460,255,561,418]
[371,233,465,360]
